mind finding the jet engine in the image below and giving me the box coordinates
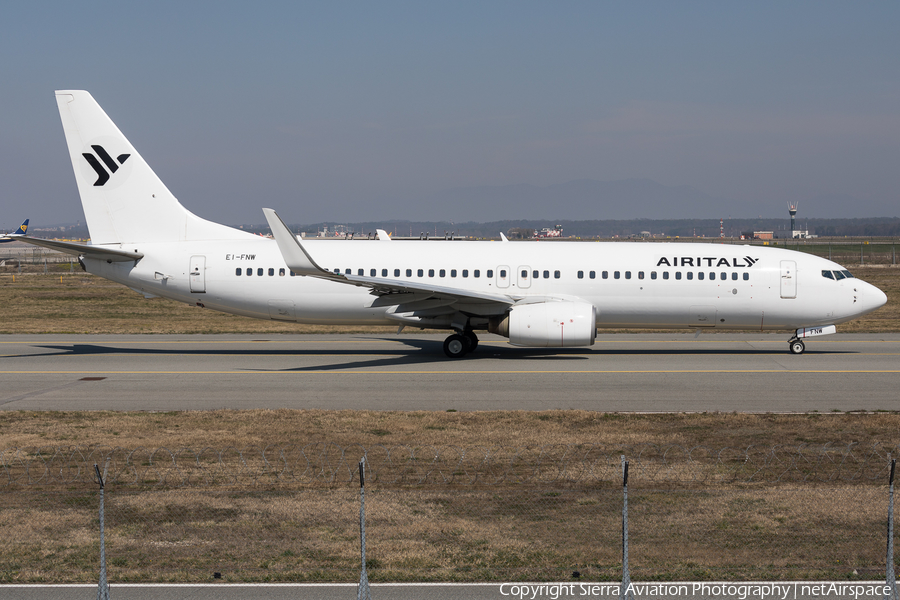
[489,301,597,347]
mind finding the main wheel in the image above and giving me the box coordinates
[789,340,805,355]
[443,334,468,358]
[464,331,479,352]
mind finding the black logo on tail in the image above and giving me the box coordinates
[82,145,130,186]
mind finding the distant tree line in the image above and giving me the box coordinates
[30,217,900,240]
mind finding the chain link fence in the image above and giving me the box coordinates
[1,443,897,583]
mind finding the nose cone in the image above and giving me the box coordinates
[861,281,888,314]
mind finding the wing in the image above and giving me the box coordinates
[262,208,515,320]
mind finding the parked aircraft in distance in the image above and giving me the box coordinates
[17,91,888,357]
[0,219,29,243]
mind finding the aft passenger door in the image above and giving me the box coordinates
[190,255,206,293]
[780,260,797,299]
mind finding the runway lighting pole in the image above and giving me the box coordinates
[621,456,634,600]
[357,459,371,600]
[94,461,110,600]
[886,458,897,600]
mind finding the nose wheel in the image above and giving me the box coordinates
[788,339,805,355]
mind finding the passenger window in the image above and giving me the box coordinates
[428,269,435,277]
[698,272,704,280]
[417,269,424,277]
[834,270,845,280]
[533,270,539,278]
[279,268,285,276]
[650,271,657,280]
[451,269,457,277]
[663,272,669,280]
[675,272,682,280]
[462,270,468,278]
[543,270,550,279]
[440,269,446,277]
[358,269,364,276]
[406,269,412,277]
[554,270,560,279]
[524,270,531,278]
[577,271,583,279]
[625,271,631,280]
[246,268,252,276]
[268,268,274,276]
[743,273,749,281]
[614,271,620,279]
[235,268,241,276]
[590,271,595,279]
[487,270,493,278]
[394,269,400,277]
[258,268,264,276]
[345,268,351,275]
[474,270,480,278]
[382,269,388,277]
[732,272,738,280]
[638,271,644,280]
[602,271,609,279]
[720,272,726,280]
[499,269,506,278]
[370,269,376,277]
[687,272,693,280]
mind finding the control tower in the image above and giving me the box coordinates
[787,202,809,238]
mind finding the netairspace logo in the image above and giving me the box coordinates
[497,582,893,600]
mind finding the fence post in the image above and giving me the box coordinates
[621,456,634,600]
[887,458,897,600]
[94,462,110,600]
[357,459,371,600]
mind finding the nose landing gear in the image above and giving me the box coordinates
[788,338,805,355]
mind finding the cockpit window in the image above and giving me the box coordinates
[822,270,834,280]
[833,270,845,280]
[841,270,854,279]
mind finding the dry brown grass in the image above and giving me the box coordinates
[2,410,899,450]
[0,485,887,582]
[0,267,896,333]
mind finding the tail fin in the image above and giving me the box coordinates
[55,91,247,244]
[12,219,28,236]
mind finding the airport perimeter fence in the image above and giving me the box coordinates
[0,442,898,583]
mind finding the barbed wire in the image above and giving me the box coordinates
[1,442,897,488]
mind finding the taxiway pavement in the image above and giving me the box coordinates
[1,333,898,412]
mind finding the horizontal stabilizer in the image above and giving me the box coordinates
[15,237,143,262]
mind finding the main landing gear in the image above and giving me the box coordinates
[443,331,479,358]
[788,338,805,355]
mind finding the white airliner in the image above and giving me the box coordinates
[19,91,888,357]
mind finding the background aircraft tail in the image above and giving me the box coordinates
[55,91,247,245]
[12,219,28,235]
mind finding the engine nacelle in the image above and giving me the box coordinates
[489,301,597,347]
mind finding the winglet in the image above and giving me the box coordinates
[263,208,338,279]
[500,232,509,242]
[376,229,391,242]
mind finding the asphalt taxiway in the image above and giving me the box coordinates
[1,333,898,412]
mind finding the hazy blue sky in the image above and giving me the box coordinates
[1,2,898,229]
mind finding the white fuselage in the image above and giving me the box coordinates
[84,237,884,332]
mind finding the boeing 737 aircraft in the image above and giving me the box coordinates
[17,91,888,357]
[0,219,29,243]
